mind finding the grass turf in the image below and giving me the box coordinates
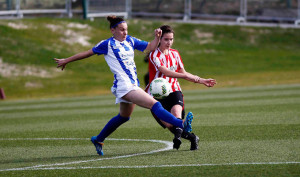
[0,84,299,176]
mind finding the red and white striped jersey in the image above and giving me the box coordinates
[145,48,184,94]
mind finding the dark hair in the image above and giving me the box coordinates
[107,15,125,29]
[160,25,174,38]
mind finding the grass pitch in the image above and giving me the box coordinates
[0,84,299,176]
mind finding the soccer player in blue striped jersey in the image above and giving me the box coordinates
[54,16,191,156]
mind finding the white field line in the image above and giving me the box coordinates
[0,138,173,172]
[23,161,300,170]
[2,162,300,171]
[0,138,299,172]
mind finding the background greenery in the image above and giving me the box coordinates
[0,18,299,100]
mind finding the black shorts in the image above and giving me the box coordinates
[151,91,186,128]
[157,91,184,112]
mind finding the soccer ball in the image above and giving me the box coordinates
[150,78,172,99]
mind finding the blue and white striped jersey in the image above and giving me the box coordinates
[92,35,148,97]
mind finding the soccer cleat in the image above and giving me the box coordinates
[173,127,183,150]
[91,136,104,156]
[190,133,199,151]
[173,137,181,150]
[183,112,194,133]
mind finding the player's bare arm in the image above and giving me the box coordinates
[158,66,188,79]
[145,28,162,52]
[177,68,201,83]
[158,66,211,85]
[54,49,95,70]
[178,68,216,87]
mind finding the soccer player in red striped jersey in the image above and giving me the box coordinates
[145,25,216,150]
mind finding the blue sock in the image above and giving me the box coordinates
[151,102,183,129]
[96,114,130,142]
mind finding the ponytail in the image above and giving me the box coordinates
[107,15,126,29]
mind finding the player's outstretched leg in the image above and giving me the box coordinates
[91,136,104,156]
[183,112,193,133]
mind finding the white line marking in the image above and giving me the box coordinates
[30,161,300,170]
[0,138,173,172]
[1,138,299,172]
[2,162,300,171]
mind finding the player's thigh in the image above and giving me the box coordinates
[122,88,156,109]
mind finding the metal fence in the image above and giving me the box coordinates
[0,0,299,26]
[131,0,300,25]
[0,0,74,18]
[83,0,129,19]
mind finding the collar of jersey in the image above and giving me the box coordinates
[112,36,126,44]
[158,48,171,56]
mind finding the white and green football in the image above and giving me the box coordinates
[150,78,172,99]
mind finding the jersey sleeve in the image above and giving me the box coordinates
[128,35,148,52]
[92,39,109,55]
[153,57,164,69]
[149,51,164,70]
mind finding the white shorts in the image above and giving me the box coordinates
[111,84,142,104]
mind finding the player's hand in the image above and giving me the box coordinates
[200,78,217,87]
[154,28,162,39]
[54,58,67,70]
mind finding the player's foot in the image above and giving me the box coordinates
[183,112,193,132]
[173,127,183,150]
[190,133,199,151]
[91,136,104,156]
[173,137,182,150]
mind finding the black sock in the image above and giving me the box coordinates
[181,130,196,140]
[171,126,183,139]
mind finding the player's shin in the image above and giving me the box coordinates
[96,114,130,142]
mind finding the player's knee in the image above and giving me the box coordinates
[171,106,182,118]
[171,111,182,119]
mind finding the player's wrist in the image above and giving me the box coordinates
[198,78,205,84]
